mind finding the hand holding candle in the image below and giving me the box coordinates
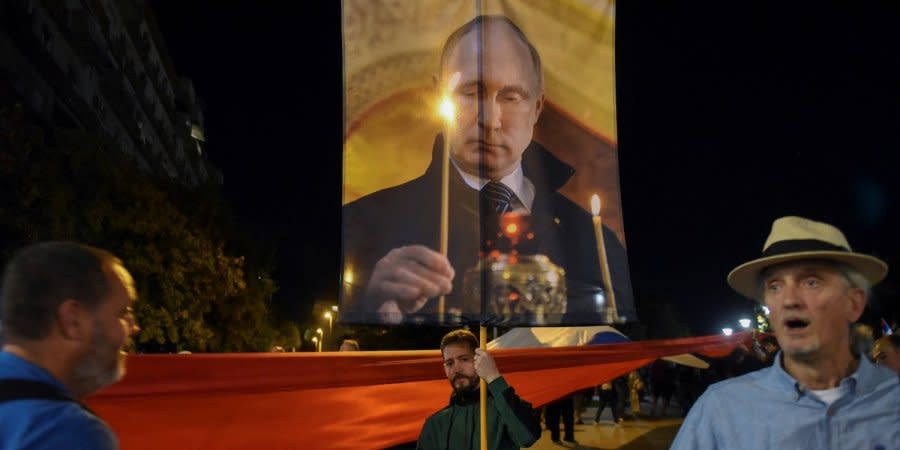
[591,194,618,322]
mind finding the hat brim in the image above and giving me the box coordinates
[727,251,888,301]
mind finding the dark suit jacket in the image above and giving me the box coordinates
[341,135,635,325]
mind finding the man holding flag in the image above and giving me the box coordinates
[417,329,540,450]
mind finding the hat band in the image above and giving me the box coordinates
[762,239,849,257]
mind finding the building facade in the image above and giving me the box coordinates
[0,0,220,187]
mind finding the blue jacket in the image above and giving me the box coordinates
[0,352,118,450]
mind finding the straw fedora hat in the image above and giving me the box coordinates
[727,216,888,301]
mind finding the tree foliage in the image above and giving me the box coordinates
[0,103,292,352]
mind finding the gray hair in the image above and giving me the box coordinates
[834,262,871,298]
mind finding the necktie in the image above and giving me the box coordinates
[481,181,517,214]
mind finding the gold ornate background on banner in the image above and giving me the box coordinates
[342,0,620,240]
[341,0,634,326]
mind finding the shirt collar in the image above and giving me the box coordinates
[0,351,68,392]
[450,158,535,211]
[767,350,886,400]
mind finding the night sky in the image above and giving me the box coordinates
[149,2,900,335]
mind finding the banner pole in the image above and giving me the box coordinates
[476,2,488,449]
[480,323,487,450]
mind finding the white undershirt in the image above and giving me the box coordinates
[451,159,535,213]
[810,385,845,405]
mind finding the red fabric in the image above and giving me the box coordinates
[85,332,748,449]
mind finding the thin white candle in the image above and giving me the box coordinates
[437,72,460,322]
[591,194,618,322]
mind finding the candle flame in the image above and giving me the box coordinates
[438,96,455,123]
[438,71,461,123]
[590,194,601,216]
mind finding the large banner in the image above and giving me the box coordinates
[340,0,634,326]
[86,333,748,450]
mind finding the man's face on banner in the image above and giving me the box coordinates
[443,23,544,181]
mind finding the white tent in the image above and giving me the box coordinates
[487,326,710,369]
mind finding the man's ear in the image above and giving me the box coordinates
[532,93,544,124]
[846,288,866,323]
[57,299,90,341]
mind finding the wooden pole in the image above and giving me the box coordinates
[476,4,488,447]
[480,323,487,450]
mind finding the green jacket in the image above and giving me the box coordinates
[416,377,541,450]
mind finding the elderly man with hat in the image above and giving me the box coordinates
[671,216,900,449]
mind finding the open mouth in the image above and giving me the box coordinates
[784,319,810,330]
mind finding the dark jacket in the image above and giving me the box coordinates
[416,377,541,450]
[342,135,635,325]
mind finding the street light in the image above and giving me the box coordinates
[324,312,333,338]
[316,328,324,352]
[722,327,734,336]
[738,318,751,329]
[312,336,319,352]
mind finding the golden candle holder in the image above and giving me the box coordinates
[462,252,567,325]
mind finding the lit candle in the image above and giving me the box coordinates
[438,96,452,317]
[436,72,460,322]
[591,194,618,322]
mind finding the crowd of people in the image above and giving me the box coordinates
[4,220,897,449]
[537,335,783,445]
[2,9,899,450]
[0,230,895,450]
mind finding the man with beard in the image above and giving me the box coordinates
[0,241,140,449]
[417,329,540,449]
[671,216,900,449]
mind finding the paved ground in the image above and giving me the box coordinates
[387,398,685,450]
[530,399,686,450]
